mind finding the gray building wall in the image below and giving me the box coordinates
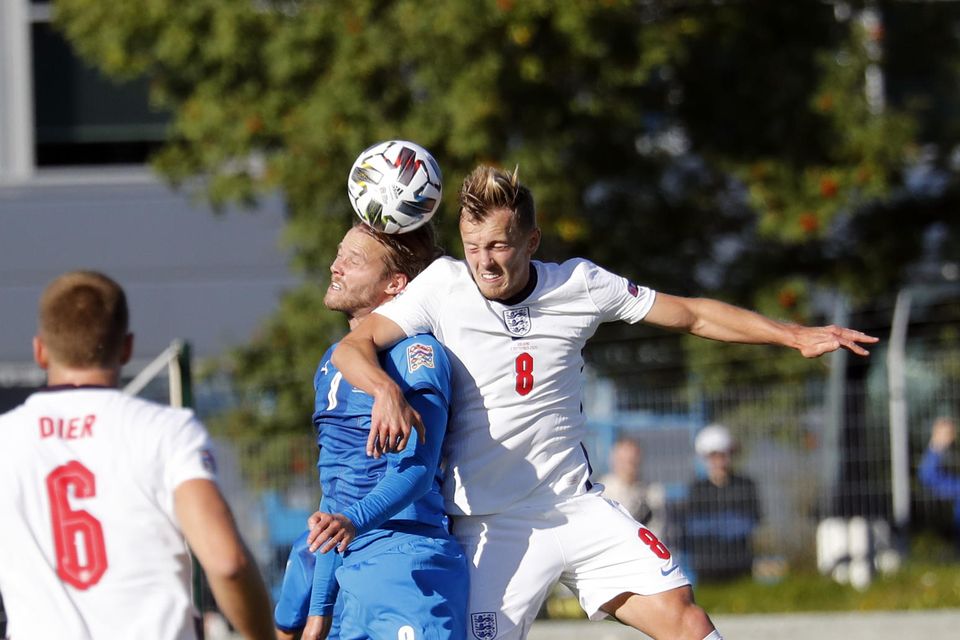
[0,168,298,388]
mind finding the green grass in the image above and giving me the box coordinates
[694,563,960,614]
[544,534,960,618]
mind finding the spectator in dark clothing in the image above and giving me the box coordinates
[679,424,761,582]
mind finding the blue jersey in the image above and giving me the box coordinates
[313,334,453,543]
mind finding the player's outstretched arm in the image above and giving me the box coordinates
[175,479,274,640]
[643,293,878,357]
[333,314,425,456]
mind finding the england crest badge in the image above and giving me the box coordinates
[471,612,498,640]
[502,307,531,337]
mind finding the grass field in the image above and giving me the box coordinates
[545,534,960,618]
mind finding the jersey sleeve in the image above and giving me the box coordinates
[374,258,450,337]
[340,337,451,534]
[579,259,657,324]
[341,388,448,535]
[382,337,453,402]
[309,496,342,617]
[162,412,217,493]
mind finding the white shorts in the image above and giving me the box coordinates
[452,488,689,640]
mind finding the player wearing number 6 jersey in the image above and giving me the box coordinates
[332,165,879,640]
[0,271,273,640]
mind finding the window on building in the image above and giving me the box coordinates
[31,21,169,166]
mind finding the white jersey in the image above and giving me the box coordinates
[376,257,656,515]
[0,387,217,640]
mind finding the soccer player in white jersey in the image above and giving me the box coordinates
[0,270,273,640]
[330,166,879,640]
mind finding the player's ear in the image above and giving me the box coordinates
[384,272,409,296]
[527,227,541,255]
[120,333,134,365]
[33,336,49,370]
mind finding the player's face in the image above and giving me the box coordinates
[324,227,395,320]
[460,207,541,301]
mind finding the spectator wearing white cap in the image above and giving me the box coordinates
[678,424,761,582]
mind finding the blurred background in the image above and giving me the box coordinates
[2,0,960,628]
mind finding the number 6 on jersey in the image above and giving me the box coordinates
[47,460,108,590]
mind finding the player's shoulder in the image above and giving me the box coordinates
[314,343,338,377]
[391,334,448,363]
[389,334,450,377]
[534,257,608,290]
[118,393,199,430]
[417,256,469,283]
[539,257,602,278]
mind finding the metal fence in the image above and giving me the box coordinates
[207,348,960,597]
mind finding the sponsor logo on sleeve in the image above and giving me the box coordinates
[502,307,531,336]
[627,282,639,297]
[406,343,435,372]
[471,612,498,640]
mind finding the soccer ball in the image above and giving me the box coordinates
[347,140,442,234]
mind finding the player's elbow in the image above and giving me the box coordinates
[201,544,253,581]
[412,477,432,499]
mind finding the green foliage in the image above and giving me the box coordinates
[53,1,960,434]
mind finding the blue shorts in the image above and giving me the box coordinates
[336,530,469,640]
[274,529,342,636]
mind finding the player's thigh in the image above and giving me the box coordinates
[337,536,468,640]
[453,512,564,640]
[557,493,689,620]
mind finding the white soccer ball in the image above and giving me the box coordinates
[347,140,442,234]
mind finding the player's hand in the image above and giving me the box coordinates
[307,511,356,554]
[794,325,878,358]
[367,383,425,458]
[301,614,333,640]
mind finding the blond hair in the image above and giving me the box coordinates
[458,165,536,232]
[353,222,443,280]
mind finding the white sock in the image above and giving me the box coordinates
[702,631,723,640]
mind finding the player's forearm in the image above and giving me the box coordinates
[175,480,274,639]
[685,298,799,347]
[206,545,275,640]
[332,331,400,398]
[342,391,446,533]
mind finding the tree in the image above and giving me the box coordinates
[53,0,960,436]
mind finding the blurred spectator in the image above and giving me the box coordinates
[678,424,761,582]
[918,416,960,543]
[599,436,666,535]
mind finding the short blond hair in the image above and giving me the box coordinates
[458,165,536,232]
[38,270,129,368]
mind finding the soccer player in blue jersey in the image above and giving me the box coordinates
[275,222,468,640]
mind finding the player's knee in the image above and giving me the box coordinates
[649,588,714,640]
[675,599,714,640]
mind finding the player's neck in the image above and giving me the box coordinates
[348,312,373,331]
[495,263,538,306]
[45,365,120,388]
